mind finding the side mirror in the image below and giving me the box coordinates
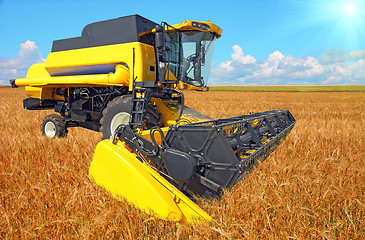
[155,25,164,49]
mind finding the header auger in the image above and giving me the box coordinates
[11,15,295,223]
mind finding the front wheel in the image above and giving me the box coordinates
[99,95,162,140]
[41,114,68,138]
[100,95,132,140]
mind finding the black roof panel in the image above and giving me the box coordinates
[51,15,158,52]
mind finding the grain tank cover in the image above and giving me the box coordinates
[51,15,158,52]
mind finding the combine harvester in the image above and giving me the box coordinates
[11,15,295,223]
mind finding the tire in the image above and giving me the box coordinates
[100,95,132,140]
[41,114,68,138]
[100,95,162,140]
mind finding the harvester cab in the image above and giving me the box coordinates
[154,21,219,90]
[11,15,296,223]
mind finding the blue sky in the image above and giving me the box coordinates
[1,0,365,85]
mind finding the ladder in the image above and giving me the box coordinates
[129,88,150,130]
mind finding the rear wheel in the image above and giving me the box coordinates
[41,114,68,138]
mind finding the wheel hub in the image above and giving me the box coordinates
[110,112,130,136]
[44,121,56,138]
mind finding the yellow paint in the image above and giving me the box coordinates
[251,119,259,127]
[150,98,180,126]
[24,86,64,100]
[16,42,156,91]
[150,97,212,127]
[45,42,156,87]
[16,64,130,89]
[138,127,170,145]
[26,63,51,78]
[165,68,178,82]
[152,20,223,38]
[16,64,62,99]
[23,86,42,98]
[89,139,212,223]
[176,82,207,91]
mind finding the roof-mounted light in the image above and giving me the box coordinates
[191,22,211,31]
[164,20,222,38]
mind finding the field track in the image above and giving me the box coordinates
[1,88,364,239]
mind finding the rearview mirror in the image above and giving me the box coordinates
[155,25,164,49]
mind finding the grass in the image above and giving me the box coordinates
[208,85,365,92]
[1,88,364,239]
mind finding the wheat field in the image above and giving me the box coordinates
[0,87,364,239]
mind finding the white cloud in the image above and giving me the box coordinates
[0,40,45,84]
[268,51,284,63]
[320,48,365,64]
[231,45,256,64]
[210,45,257,84]
[348,59,365,82]
[210,45,365,85]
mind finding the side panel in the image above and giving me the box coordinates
[26,63,51,78]
[44,42,157,86]
[24,86,59,99]
[23,63,62,99]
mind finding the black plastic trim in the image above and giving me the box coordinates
[23,98,58,110]
[9,79,17,88]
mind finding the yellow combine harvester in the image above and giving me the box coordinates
[11,15,295,223]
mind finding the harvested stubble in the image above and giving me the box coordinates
[0,88,364,239]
